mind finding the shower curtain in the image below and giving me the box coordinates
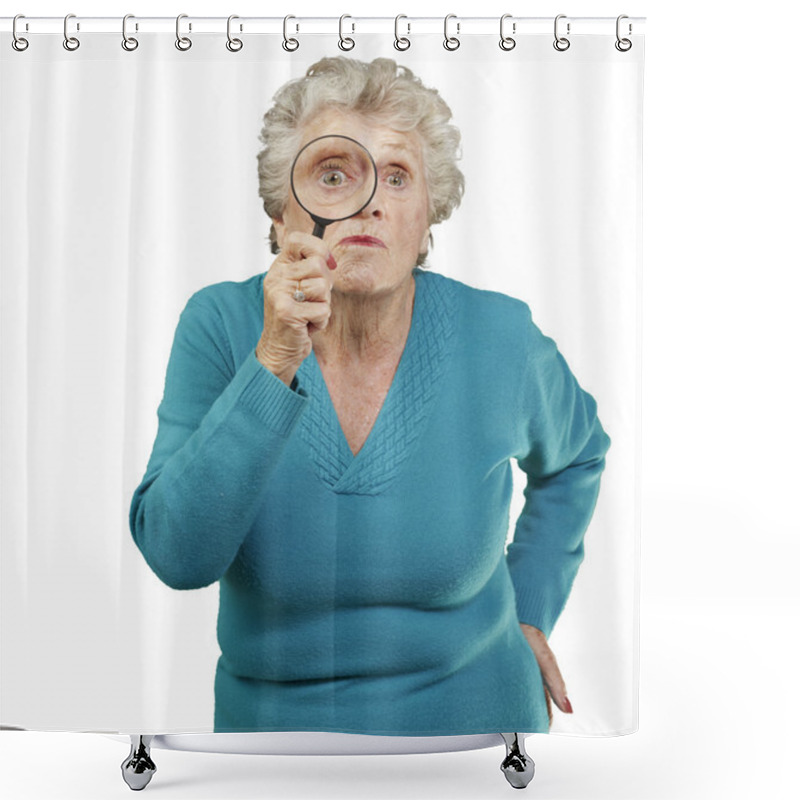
[0,16,644,738]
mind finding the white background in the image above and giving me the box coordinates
[1,1,798,799]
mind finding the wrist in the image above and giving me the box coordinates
[255,341,297,387]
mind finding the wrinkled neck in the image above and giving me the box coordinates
[313,274,416,364]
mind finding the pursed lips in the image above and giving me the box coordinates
[338,235,387,248]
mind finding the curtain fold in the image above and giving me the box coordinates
[1,25,643,736]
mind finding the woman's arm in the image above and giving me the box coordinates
[507,315,611,638]
[129,292,308,590]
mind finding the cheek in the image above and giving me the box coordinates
[412,202,429,250]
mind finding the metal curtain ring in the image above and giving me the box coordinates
[394,15,410,51]
[394,14,411,51]
[175,14,192,51]
[226,15,243,52]
[12,15,29,51]
[338,15,355,51]
[283,15,299,51]
[63,13,80,51]
[443,14,460,51]
[615,14,632,51]
[499,14,516,51]
[553,14,570,51]
[122,14,139,51]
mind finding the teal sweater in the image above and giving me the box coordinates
[130,269,610,735]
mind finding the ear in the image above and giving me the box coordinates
[418,228,432,259]
[419,228,431,256]
[272,216,286,250]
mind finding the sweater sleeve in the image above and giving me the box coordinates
[129,293,308,590]
[506,312,611,638]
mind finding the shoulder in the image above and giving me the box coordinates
[172,273,264,363]
[418,269,544,348]
[184,272,264,320]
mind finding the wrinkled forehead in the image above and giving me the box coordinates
[299,108,423,165]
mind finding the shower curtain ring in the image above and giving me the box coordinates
[615,15,632,51]
[443,14,460,51]
[499,14,516,51]
[122,15,139,51]
[283,15,299,51]
[394,15,411,51]
[226,15,243,52]
[175,14,192,51]
[338,15,355,51]
[12,15,29,51]
[63,13,80,51]
[553,14,570,51]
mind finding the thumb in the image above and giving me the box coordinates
[520,624,573,715]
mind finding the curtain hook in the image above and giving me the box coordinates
[12,14,29,51]
[615,14,632,52]
[122,14,139,51]
[499,14,516,51]
[553,14,570,52]
[443,14,460,51]
[175,14,192,51]
[226,15,243,52]
[282,15,299,51]
[63,13,80,51]
[338,14,355,51]
[394,15,410,51]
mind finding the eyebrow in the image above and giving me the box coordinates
[380,141,417,156]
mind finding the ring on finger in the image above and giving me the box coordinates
[293,281,306,303]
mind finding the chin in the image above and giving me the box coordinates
[332,258,383,296]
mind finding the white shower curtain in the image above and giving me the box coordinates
[0,18,643,736]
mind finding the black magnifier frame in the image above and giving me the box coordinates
[290,134,379,239]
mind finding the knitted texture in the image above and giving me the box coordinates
[297,273,457,495]
[130,269,610,735]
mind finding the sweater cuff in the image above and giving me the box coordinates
[512,585,563,639]
[237,351,308,437]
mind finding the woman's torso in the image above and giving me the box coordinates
[210,269,548,733]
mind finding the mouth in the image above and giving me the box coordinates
[338,235,387,249]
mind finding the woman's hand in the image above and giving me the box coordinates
[519,623,574,725]
[256,231,336,386]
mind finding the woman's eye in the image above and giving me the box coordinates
[321,170,346,187]
[387,172,406,187]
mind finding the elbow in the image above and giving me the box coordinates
[130,496,223,591]
[147,552,219,591]
[579,419,611,474]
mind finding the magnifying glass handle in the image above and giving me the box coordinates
[312,220,326,239]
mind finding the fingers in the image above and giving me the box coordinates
[281,232,336,279]
[543,685,554,728]
[256,232,336,384]
[286,276,330,304]
[269,282,331,331]
[519,623,574,716]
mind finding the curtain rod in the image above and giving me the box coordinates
[1,16,646,36]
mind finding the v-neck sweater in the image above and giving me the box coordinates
[130,269,610,735]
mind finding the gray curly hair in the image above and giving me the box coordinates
[257,57,465,260]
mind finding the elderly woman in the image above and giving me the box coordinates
[130,57,610,736]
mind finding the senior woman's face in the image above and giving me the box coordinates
[274,109,430,297]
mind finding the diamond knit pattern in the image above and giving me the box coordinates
[296,271,458,495]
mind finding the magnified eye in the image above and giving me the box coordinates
[321,169,347,187]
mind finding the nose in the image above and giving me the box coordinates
[356,188,384,220]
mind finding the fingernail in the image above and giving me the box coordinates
[564,697,573,714]
[326,253,337,270]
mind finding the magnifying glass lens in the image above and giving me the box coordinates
[291,136,376,227]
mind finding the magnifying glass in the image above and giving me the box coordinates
[290,135,378,239]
